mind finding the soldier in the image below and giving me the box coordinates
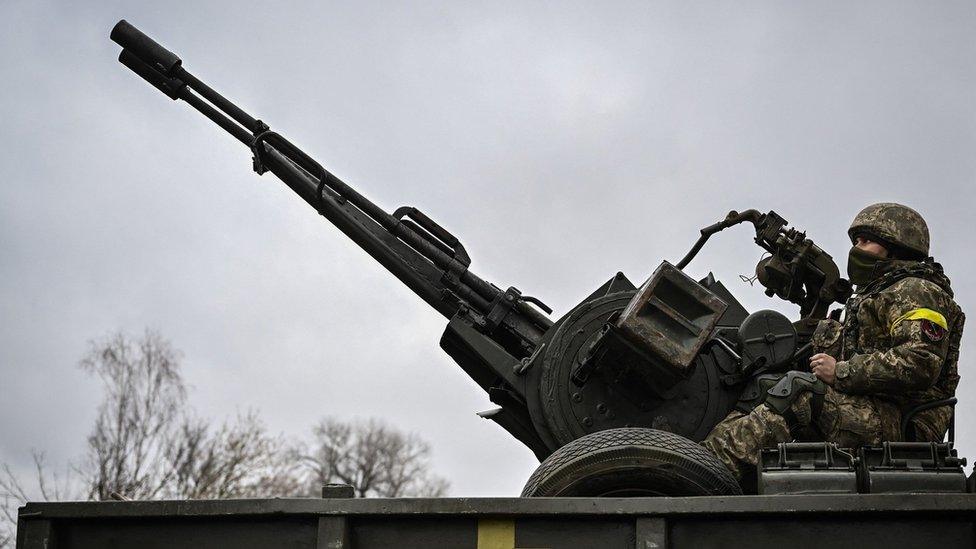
[702,203,964,480]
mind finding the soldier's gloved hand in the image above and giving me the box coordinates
[810,353,837,386]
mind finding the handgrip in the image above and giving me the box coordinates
[393,206,470,266]
[111,20,182,75]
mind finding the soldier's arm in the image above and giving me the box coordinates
[833,279,953,395]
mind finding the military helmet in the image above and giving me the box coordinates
[848,202,929,258]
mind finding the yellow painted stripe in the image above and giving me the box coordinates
[890,307,948,335]
[477,519,515,549]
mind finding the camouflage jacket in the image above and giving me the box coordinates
[811,259,964,441]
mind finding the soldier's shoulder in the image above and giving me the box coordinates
[881,276,958,310]
[884,276,945,294]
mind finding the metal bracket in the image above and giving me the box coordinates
[485,286,521,333]
[514,342,545,376]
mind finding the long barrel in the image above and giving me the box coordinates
[110,20,552,349]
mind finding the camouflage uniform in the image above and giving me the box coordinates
[702,203,964,479]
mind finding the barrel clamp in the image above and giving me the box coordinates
[485,287,522,333]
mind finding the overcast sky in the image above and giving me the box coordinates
[2,1,974,497]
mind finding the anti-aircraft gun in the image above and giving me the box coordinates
[108,21,966,498]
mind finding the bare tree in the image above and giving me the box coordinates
[300,417,449,498]
[167,412,302,499]
[75,330,301,501]
[1,332,451,546]
[0,452,82,547]
[79,330,186,501]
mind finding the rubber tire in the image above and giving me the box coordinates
[520,427,742,497]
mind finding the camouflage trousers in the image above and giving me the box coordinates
[701,388,897,480]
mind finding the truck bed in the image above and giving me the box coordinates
[17,494,976,548]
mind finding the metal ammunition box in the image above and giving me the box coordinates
[612,262,727,383]
[758,442,857,495]
[859,442,968,494]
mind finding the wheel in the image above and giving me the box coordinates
[520,427,741,497]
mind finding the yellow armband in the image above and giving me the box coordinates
[889,308,948,335]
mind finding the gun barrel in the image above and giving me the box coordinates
[111,20,182,75]
[111,20,552,342]
[256,139,494,315]
[118,50,185,100]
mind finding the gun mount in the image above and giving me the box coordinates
[111,21,855,464]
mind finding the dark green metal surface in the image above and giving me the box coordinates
[17,495,976,549]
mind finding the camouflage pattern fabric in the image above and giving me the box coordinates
[702,389,886,479]
[702,258,962,480]
[838,259,962,440]
[848,202,929,258]
[811,318,843,359]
